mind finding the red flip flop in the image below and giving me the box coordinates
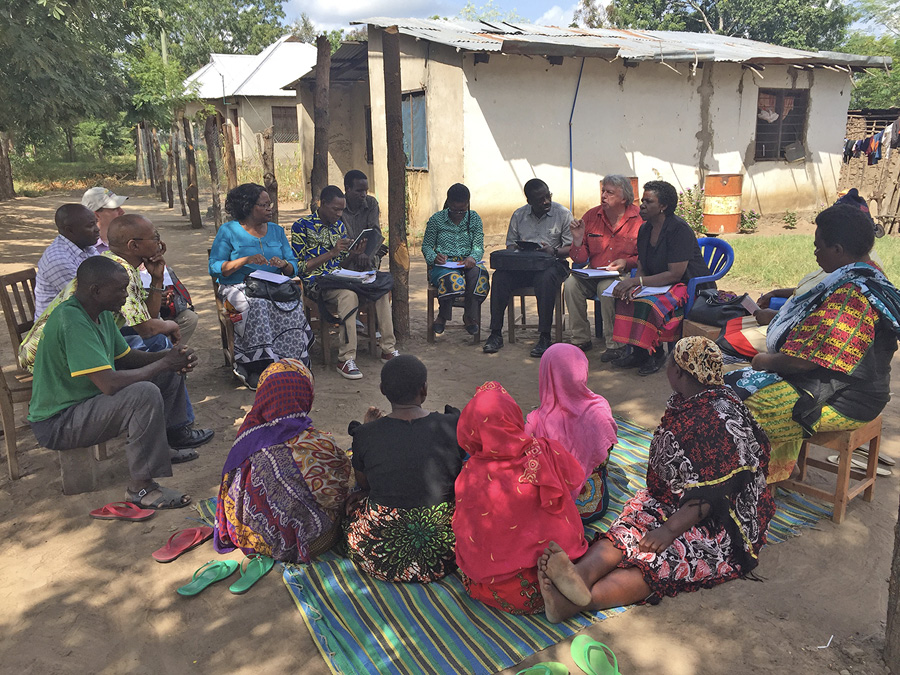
[152,526,214,563]
[90,501,156,522]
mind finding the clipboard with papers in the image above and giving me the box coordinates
[349,228,384,258]
[601,279,672,298]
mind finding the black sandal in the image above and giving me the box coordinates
[126,482,192,510]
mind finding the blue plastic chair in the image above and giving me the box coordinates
[683,237,735,317]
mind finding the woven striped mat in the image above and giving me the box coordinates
[195,417,831,675]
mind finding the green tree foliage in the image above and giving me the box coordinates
[844,34,900,108]
[160,0,287,71]
[459,1,525,22]
[575,0,852,50]
[289,12,368,54]
[125,45,195,127]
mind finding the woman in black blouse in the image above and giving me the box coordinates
[610,181,712,375]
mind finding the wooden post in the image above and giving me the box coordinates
[172,119,186,216]
[166,145,174,208]
[143,122,156,188]
[181,116,203,228]
[887,496,900,667]
[309,34,331,211]
[204,114,223,229]
[261,126,279,225]
[220,113,238,192]
[0,130,15,201]
[382,26,409,339]
[134,125,146,183]
[150,127,166,202]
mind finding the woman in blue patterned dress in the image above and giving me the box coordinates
[422,183,490,336]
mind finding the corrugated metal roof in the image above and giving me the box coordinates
[354,18,891,70]
[285,42,369,88]
[185,36,318,100]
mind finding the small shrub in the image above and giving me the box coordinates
[739,209,760,234]
[783,209,798,229]
[675,183,707,234]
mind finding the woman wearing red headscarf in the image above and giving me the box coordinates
[453,381,588,614]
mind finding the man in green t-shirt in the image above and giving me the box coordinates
[28,257,202,509]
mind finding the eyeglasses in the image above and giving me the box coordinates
[255,202,272,208]
[131,234,161,242]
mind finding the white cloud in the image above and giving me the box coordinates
[282,0,460,30]
[534,3,577,27]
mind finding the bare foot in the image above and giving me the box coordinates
[543,541,592,607]
[538,566,571,624]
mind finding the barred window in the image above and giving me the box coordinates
[754,89,808,161]
[401,91,428,170]
[271,106,299,143]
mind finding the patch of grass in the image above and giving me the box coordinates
[726,234,900,290]
[11,155,136,196]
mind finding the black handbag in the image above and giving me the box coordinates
[687,290,751,327]
[489,249,557,271]
[244,276,302,311]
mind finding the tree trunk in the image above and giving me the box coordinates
[143,122,156,188]
[0,131,15,201]
[166,146,174,209]
[171,119,187,216]
[382,26,409,340]
[64,127,75,163]
[886,494,900,668]
[150,127,166,202]
[220,112,238,192]
[134,125,146,183]
[203,114,223,230]
[261,126,279,225]
[309,34,331,211]
[181,116,203,228]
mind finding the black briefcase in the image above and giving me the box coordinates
[489,249,556,271]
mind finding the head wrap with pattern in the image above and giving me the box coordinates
[673,336,724,386]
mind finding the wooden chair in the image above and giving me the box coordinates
[507,285,565,344]
[303,291,378,365]
[210,277,236,369]
[426,285,481,344]
[0,268,107,481]
[779,416,882,524]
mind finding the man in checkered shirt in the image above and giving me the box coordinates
[34,204,99,317]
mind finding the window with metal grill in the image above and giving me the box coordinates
[401,91,428,170]
[754,89,808,161]
[271,106,299,143]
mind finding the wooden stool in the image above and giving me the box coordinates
[779,416,882,524]
[507,285,565,344]
[426,285,481,344]
[58,442,109,495]
[682,319,720,341]
[304,294,378,365]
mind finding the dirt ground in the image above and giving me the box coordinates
[0,186,897,675]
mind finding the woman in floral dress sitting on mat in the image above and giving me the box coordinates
[344,355,465,582]
[537,338,775,623]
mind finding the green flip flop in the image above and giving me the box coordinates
[228,554,274,594]
[571,635,620,675]
[516,663,569,674]
[176,559,239,596]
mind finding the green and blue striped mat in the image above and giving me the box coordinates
[196,417,831,675]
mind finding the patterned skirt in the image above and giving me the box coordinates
[613,284,688,351]
[576,464,609,524]
[730,375,864,483]
[216,434,352,563]
[605,488,743,600]
[344,499,457,583]
[219,284,314,366]
[428,259,490,302]
[461,569,544,615]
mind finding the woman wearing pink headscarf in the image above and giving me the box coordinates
[525,343,618,522]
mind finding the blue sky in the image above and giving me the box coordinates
[282,0,579,32]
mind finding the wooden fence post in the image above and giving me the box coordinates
[261,126,279,225]
[204,114,223,229]
[150,127,166,202]
[382,26,409,340]
[181,116,203,229]
[309,34,331,211]
[135,125,146,183]
[0,131,15,201]
[166,145,174,209]
[220,113,238,192]
[143,122,156,188]
[886,497,900,667]
[172,119,186,216]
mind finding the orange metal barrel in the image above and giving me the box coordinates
[703,173,743,234]
[628,176,640,205]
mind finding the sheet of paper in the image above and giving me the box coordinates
[437,260,485,269]
[573,268,620,279]
[331,269,374,279]
[601,279,672,298]
[248,269,293,284]
[139,268,173,288]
